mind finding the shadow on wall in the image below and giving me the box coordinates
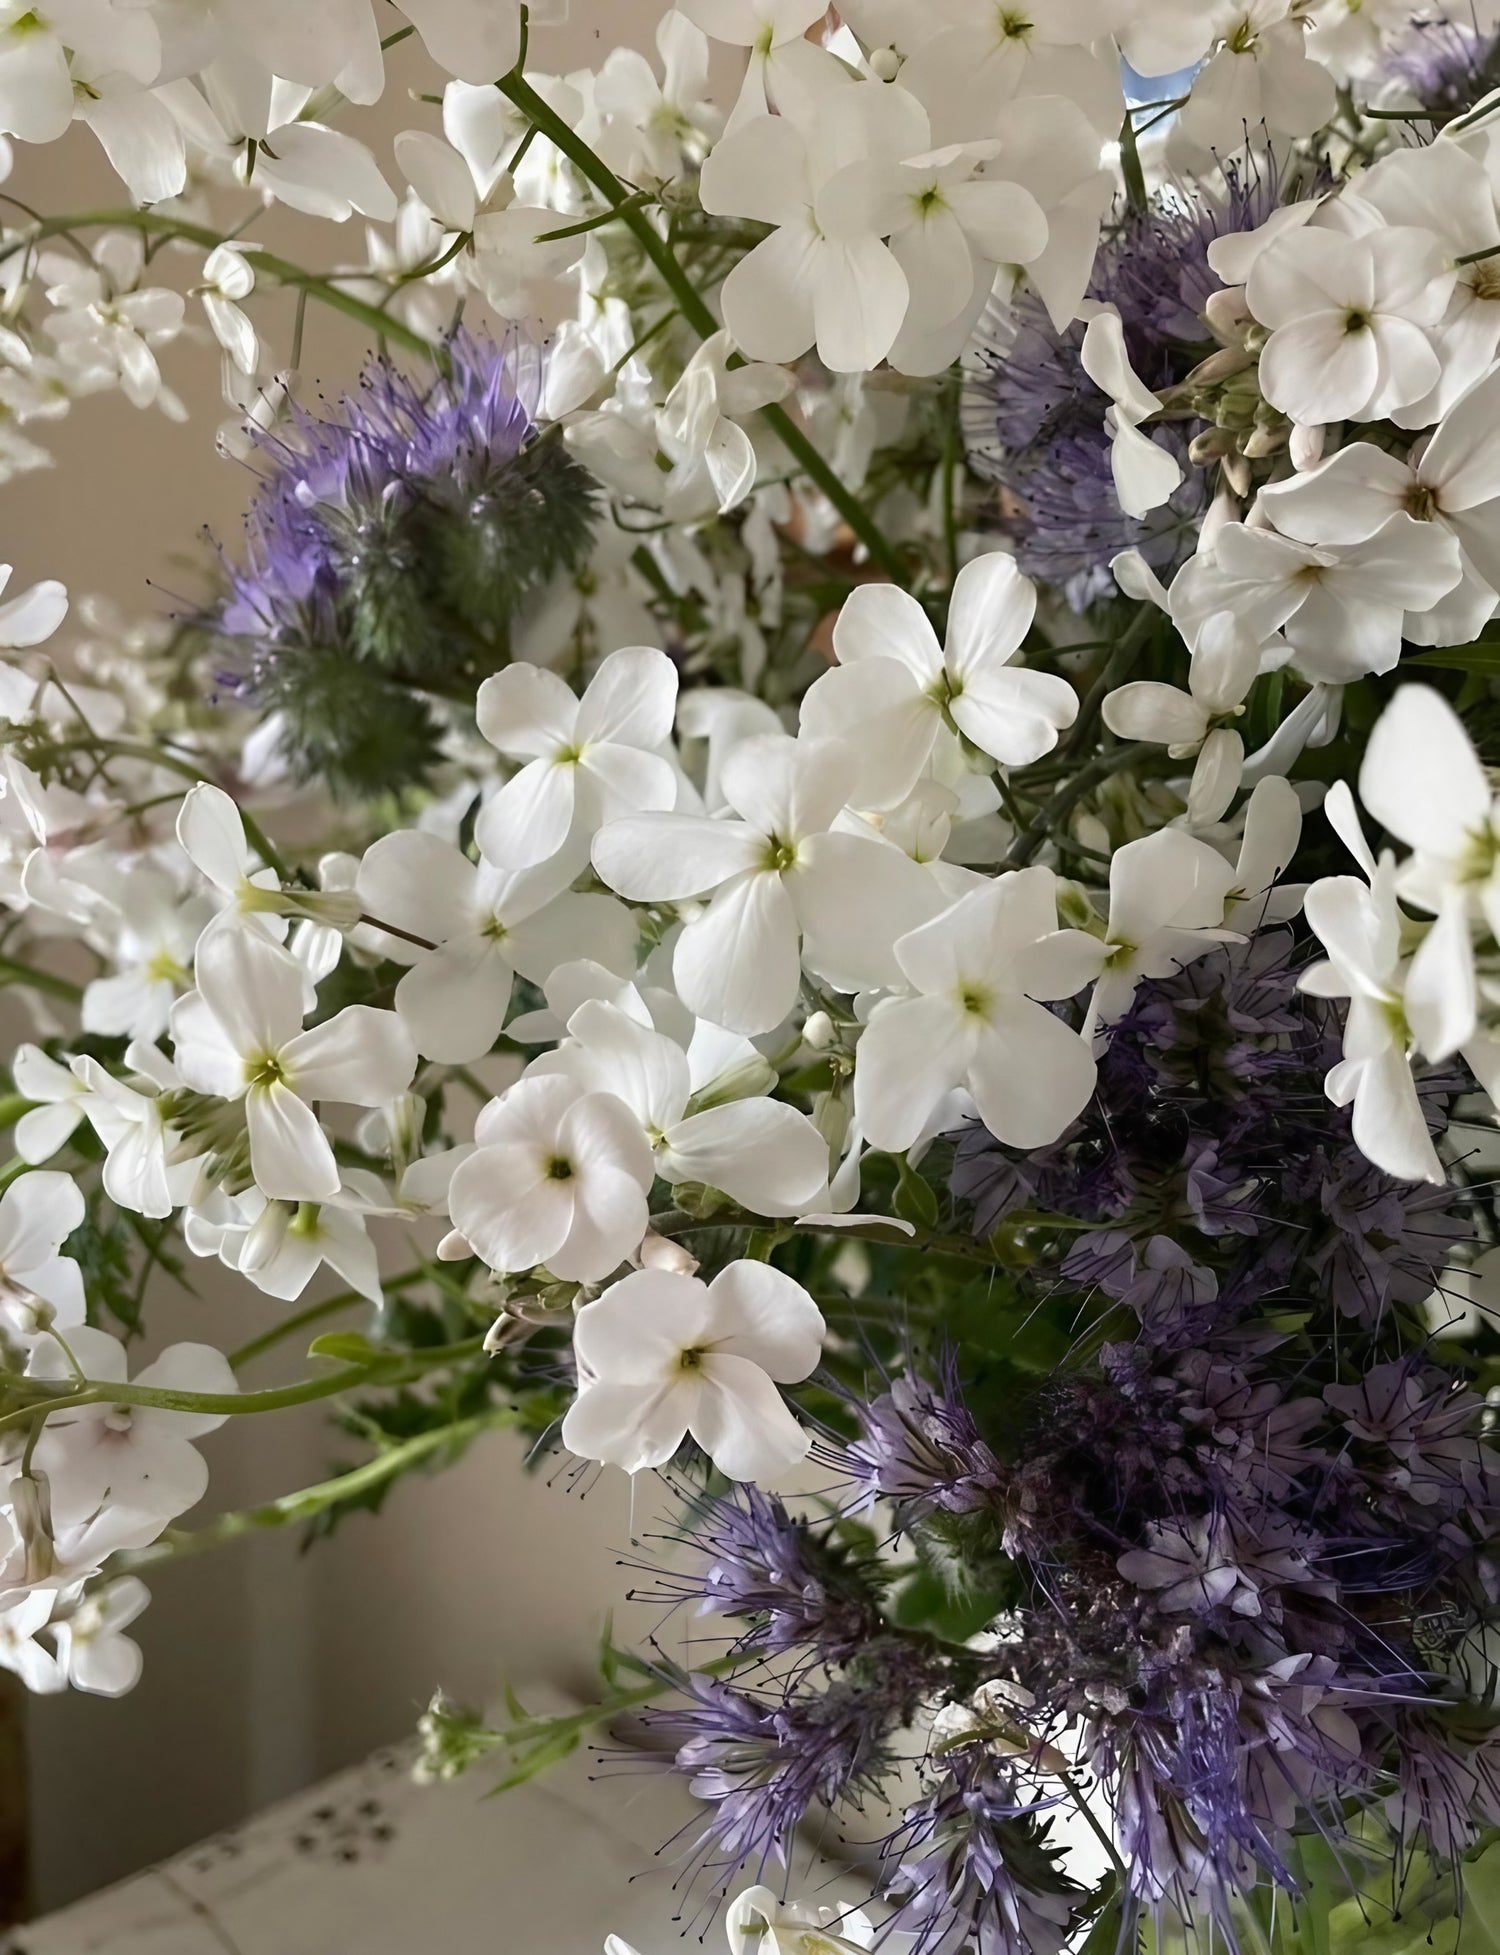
[9,0,677,1914]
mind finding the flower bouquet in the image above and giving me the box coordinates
[3,2,1500,1950]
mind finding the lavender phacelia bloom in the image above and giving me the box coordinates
[961,167,1286,607]
[884,1755,1083,1955]
[645,1655,938,1893]
[951,930,1471,1346]
[840,1368,1006,1521]
[632,1484,882,1665]
[210,332,596,799]
[1383,16,1500,125]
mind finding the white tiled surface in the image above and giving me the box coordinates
[11,1712,871,1955]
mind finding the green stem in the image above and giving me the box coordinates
[469,1651,744,1764]
[0,1336,488,1435]
[495,71,910,587]
[1002,743,1154,871]
[1061,1770,1126,1881]
[1118,111,1149,215]
[536,189,652,243]
[650,1205,998,1265]
[72,737,290,881]
[0,1094,32,1133]
[228,1265,438,1368]
[1064,605,1159,759]
[0,955,83,1004]
[0,210,434,359]
[115,1406,517,1570]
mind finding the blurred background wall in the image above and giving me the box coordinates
[4,0,690,1911]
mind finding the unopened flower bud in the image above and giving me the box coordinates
[383,1092,427,1176]
[1203,287,1250,344]
[869,44,901,80]
[9,1472,55,1584]
[638,1231,699,1277]
[1289,420,1325,472]
[803,1010,834,1051]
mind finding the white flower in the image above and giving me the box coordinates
[159,67,395,225]
[1177,1,1337,152]
[196,244,258,379]
[394,0,525,84]
[12,1045,92,1165]
[0,0,158,147]
[0,562,67,648]
[82,867,211,1044]
[726,1887,875,1955]
[594,10,721,184]
[885,141,1048,378]
[393,126,583,317]
[1103,630,1261,827]
[0,1170,85,1350]
[531,997,830,1216]
[1356,685,1500,1065]
[853,869,1099,1155]
[1254,366,1500,650]
[1167,518,1463,685]
[677,0,834,130]
[800,553,1077,810]
[51,1574,148,1696]
[30,1325,239,1535]
[188,1187,382,1307]
[447,1073,654,1282]
[41,233,186,418]
[0,1590,61,1694]
[1301,850,1443,1187]
[1080,828,1241,1037]
[560,1261,825,1483]
[897,4,1122,150]
[697,79,922,372]
[1079,306,1184,520]
[357,828,638,1065]
[476,647,681,873]
[170,926,417,1204]
[74,1049,197,1222]
[1360,136,1500,424]
[176,782,287,939]
[1246,224,1456,428]
[653,331,792,519]
[593,731,925,1036]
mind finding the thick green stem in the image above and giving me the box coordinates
[495,71,910,587]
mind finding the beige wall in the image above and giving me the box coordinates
[9,0,688,1911]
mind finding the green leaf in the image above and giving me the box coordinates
[308,1331,380,1364]
[1406,642,1500,675]
[484,1727,580,1793]
[894,1158,940,1230]
[1078,1885,1126,1955]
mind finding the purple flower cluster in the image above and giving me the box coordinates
[630,1484,882,1666]
[885,1754,1082,1955]
[633,932,1493,1951]
[1383,16,1500,125]
[209,333,595,797]
[951,930,1470,1347]
[961,167,1282,606]
[644,1651,941,1896]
